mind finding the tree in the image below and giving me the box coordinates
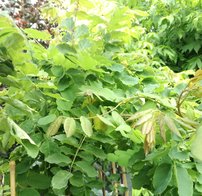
[0,0,201,195]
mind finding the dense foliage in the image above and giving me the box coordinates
[0,0,202,195]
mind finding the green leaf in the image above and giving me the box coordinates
[175,165,193,196]
[153,163,172,194]
[26,171,51,189]
[75,161,97,177]
[96,115,115,127]
[112,111,125,126]
[69,172,84,187]
[107,153,118,162]
[191,126,202,161]
[80,116,93,137]
[38,114,57,126]
[115,124,131,133]
[22,140,39,158]
[24,28,51,40]
[119,73,139,86]
[51,170,73,189]
[19,188,40,196]
[64,117,76,137]
[133,9,149,16]
[82,144,106,159]
[196,163,202,173]
[9,118,36,145]
[40,139,60,156]
[45,153,71,165]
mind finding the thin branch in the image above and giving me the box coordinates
[69,135,86,172]
[176,87,190,117]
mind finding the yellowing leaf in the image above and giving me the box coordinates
[164,115,181,137]
[180,117,199,127]
[159,116,166,142]
[134,113,153,127]
[80,116,93,137]
[46,116,64,137]
[93,116,107,131]
[64,117,76,137]
[142,120,153,134]
[127,109,153,122]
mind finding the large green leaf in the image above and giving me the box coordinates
[45,153,71,165]
[51,170,73,189]
[38,114,57,126]
[19,188,40,196]
[75,161,97,177]
[153,163,172,194]
[175,165,193,196]
[26,171,51,189]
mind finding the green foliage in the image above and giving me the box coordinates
[0,0,202,195]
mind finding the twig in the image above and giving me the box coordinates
[69,136,86,172]
[176,87,190,117]
[9,161,16,196]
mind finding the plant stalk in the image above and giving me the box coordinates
[9,160,16,196]
[112,162,118,196]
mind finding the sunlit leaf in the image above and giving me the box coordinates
[80,116,93,137]
[64,117,76,137]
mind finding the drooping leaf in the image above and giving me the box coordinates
[64,117,76,137]
[9,118,36,145]
[46,116,64,137]
[80,116,93,137]
[164,115,181,137]
[127,109,153,122]
[134,113,153,127]
[142,120,153,134]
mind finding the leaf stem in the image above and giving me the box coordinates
[69,135,86,172]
